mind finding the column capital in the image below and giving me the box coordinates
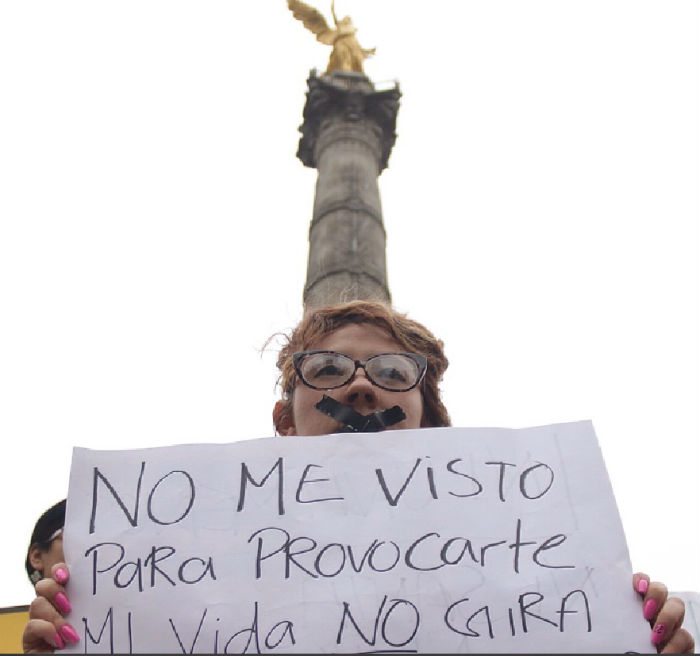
[297,70,401,172]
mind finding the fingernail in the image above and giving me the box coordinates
[637,578,649,595]
[59,624,80,643]
[53,632,65,650]
[651,623,666,645]
[55,592,71,614]
[54,568,68,584]
[643,598,658,621]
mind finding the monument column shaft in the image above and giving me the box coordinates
[297,71,400,311]
[306,118,388,308]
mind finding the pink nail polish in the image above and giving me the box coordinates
[637,578,649,595]
[54,568,68,585]
[643,598,658,621]
[53,632,65,650]
[59,624,80,644]
[55,592,72,614]
[651,624,666,645]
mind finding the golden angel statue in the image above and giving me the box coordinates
[287,0,375,75]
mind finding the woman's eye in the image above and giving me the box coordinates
[378,367,407,382]
[316,364,343,377]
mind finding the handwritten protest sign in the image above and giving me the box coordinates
[64,422,652,653]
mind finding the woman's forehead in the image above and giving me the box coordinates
[309,323,402,356]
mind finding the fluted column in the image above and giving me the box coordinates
[297,70,400,310]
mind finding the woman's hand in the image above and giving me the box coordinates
[634,572,695,654]
[22,563,79,653]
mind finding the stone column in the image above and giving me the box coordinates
[297,70,400,311]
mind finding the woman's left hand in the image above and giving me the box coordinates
[634,572,695,654]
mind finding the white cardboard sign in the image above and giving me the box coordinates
[64,422,652,653]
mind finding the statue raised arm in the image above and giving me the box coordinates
[287,0,375,75]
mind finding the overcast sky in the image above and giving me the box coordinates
[1,1,698,608]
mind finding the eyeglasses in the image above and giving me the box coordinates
[292,350,427,392]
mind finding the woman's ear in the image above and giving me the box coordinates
[28,545,45,574]
[273,400,296,436]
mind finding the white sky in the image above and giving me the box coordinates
[0,0,698,609]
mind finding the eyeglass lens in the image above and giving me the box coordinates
[298,352,421,391]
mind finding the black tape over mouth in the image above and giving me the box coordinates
[314,395,406,433]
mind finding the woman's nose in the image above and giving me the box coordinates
[343,368,378,405]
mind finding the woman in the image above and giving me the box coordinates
[24,500,80,651]
[23,301,694,653]
[25,501,67,588]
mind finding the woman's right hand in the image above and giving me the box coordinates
[23,563,79,653]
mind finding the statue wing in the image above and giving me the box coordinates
[287,0,336,45]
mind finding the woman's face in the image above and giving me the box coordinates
[29,532,64,580]
[278,323,425,436]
